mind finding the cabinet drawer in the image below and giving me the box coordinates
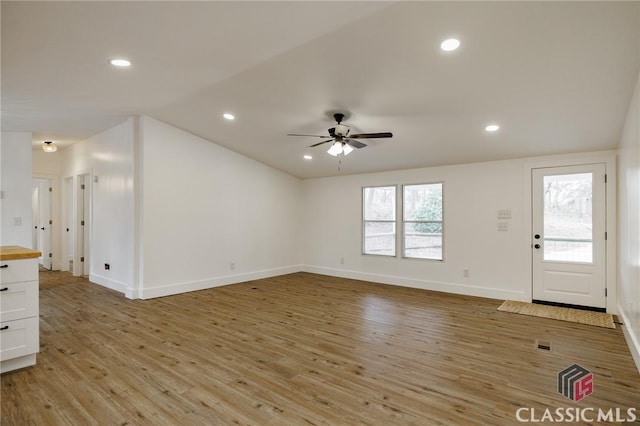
[0,281,38,323]
[0,259,39,284]
[0,316,39,361]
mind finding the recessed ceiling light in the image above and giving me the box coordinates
[223,113,235,120]
[440,38,460,52]
[110,58,131,67]
[303,155,313,160]
[485,124,500,132]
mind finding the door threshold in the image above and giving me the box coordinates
[532,299,606,313]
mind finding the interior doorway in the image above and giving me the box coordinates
[32,178,52,270]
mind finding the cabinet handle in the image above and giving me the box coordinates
[0,287,7,292]
[0,326,8,331]
[0,265,7,269]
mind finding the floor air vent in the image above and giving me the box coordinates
[536,340,552,351]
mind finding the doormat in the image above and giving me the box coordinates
[497,300,615,329]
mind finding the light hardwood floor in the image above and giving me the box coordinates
[2,271,639,425]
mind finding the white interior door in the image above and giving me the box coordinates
[82,175,90,276]
[77,174,90,276]
[32,178,52,270]
[532,164,607,309]
[65,177,74,271]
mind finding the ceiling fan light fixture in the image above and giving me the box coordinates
[42,141,57,153]
[327,141,343,157]
[342,143,354,156]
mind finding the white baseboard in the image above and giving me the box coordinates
[137,265,301,299]
[89,273,127,294]
[302,265,526,301]
[617,303,640,374]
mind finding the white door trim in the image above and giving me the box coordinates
[522,151,617,314]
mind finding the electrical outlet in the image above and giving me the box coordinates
[230,262,235,271]
[13,217,22,226]
[104,263,110,270]
[463,269,470,278]
[340,257,345,265]
[497,222,508,231]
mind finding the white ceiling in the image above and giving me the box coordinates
[3,1,639,179]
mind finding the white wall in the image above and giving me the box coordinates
[618,73,640,369]
[302,152,617,305]
[1,132,33,247]
[59,119,136,294]
[138,116,302,298]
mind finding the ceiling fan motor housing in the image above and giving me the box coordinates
[334,124,349,137]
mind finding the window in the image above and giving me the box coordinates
[403,183,443,260]
[362,186,396,256]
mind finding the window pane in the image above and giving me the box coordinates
[543,173,593,263]
[404,222,442,260]
[404,184,442,221]
[364,222,396,256]
[403,183,443,260]
[363,186,396,220]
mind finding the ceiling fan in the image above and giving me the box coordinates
[287,113,393,156]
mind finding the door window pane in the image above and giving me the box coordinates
[543,173,593,263]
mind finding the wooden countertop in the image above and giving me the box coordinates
[0,246,41,260]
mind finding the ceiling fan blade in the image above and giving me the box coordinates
[308,139,334,148]
[287,133,330,138]
[348,132,393,139]
[347,139,367,149]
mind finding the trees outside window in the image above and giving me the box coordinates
[363,186,396,256]
[403,183,443,260]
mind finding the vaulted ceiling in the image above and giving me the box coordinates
[3,1,639,178]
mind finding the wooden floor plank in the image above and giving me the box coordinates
[2,271,639,425]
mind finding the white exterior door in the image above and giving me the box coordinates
[532,164,607,309]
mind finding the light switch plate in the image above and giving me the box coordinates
[497,222,508,231]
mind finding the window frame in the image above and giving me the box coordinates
[362,185,397,257]
[401,182,444,261]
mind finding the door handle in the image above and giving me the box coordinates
[40,227,45,230]
[534,244,541,249]
[0,265,8,269]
